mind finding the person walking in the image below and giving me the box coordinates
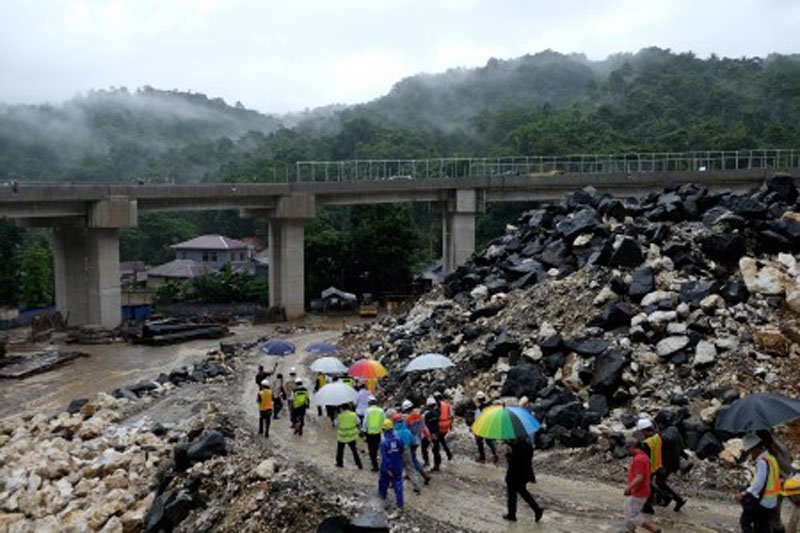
[285,368,297,422]
[378,419,405,512]
[624,437,660,532]
[471,391,499,463]
[402,400,429,481]
[256,379,273,438]
[291,378,309,436]
[393,413,429,492]
[354,382,372,427]
[255,365,267,387]
[435,391,455,461]
[737,432,782,533]
[314,372,328,416]
[422,396,442,471]
[363,395,386,471]
[503,436,543,523]
[272,373,285,420]
[336,402,364,469]
[638,418,686,513]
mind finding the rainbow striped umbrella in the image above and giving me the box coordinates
[348,359,388,379]
[471,405,541,440]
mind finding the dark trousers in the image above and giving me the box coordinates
[366,433,381,471]
[273,397,283,419]
[258,409,272,437]
[646,470,682,508]
[507,478,541,519]
[476,437,497,460]
[740,503,775,533]
[336,440,363,469]
[292,406,307,435]
[440,433,453,460]
[422,436,441,468]
[326,406,337,426]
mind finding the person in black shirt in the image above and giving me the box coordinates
[503,437,543,523]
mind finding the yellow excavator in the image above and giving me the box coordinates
[359,293,378,318]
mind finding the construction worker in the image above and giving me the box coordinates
[314,372,327,416]
[291,378,309,436]
[342,375,355,388]
[435,391,454,461]
[471,391,499,463]
[285,368,298,422]
[422,396,442,471]
[736,432,781,533]
[392,413,429,492]
[366,377,378,393]
[378,419,404,511]
[402,400,428,478]
[363,395,386,471]
[336,402,363,469]
[637,418,686,513]
[257,379,273,438]
[354,382,372,427]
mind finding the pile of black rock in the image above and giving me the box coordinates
[346,173,800,461]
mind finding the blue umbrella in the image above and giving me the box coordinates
[261,339,296,356]
[306,342,341,354]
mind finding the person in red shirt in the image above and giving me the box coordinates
[624,437,661,532]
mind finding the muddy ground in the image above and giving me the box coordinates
[0,318,780,531]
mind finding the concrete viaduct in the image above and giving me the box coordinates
[0,158,796,329]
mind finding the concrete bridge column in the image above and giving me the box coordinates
[267,195,316,319]
[442,189,480,274]
[50,198,136,329]
[52,228,121,328]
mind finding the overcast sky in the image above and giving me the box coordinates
[1,0,798,114]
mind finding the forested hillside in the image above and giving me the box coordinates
[1,47,799,307]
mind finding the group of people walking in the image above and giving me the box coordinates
[255,364,309,438]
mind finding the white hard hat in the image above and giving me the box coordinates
[401,399,413,411]
[742,433,762,451]
[475,391,486,400]
[636,418,654,432]
[289,367,297,374]
[295,378,302,384]
[368,395,377,403]
[426,396,436,406]
[261,379,270,386]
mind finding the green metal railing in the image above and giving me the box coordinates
[293,149,800,182]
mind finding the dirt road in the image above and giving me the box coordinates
[237,329,744,532]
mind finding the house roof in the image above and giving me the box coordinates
[241,236,266,252]
[148,259,209,279]
[171,234,249,251]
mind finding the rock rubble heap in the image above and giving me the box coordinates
[344,174,800,464]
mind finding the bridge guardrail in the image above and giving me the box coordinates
[294,149,799,182]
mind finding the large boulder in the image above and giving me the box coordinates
[564,337,610,357]
[501,365,547,399]
[766,173,798,204]
[628,266,655,301]
[608,236,643,268]
[590,349,629,396]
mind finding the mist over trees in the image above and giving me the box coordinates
[1,47,799,306]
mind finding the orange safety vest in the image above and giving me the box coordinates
[760,453,782,500]
[439,401,453,434]
[645,434,663,473]
[259,389,273,410]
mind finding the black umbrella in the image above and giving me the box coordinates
[715,392,800,434]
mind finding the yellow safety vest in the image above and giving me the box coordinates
[293,388,309,408]
[645,434,663,473]
[342,377,355,387]
[259,389,273,410]
[365,406,385,435]
[754,453,782,501]
[317,374,327,388]
[338,410,359,443]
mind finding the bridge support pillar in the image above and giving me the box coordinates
[267,195,316,320]
[442,189,480,274]
[52,228,122,329]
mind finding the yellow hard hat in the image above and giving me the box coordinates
[382,419,394,431]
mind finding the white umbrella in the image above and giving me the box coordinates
[310,356,348,375]
[403,353,455,373]
[313,382,358,406]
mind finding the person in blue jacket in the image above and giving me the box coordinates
[378,418,405,510]
[392,413,430,492]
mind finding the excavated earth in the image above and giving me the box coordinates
[3,175,800,531]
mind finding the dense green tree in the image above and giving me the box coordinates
[19,243,53,309]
